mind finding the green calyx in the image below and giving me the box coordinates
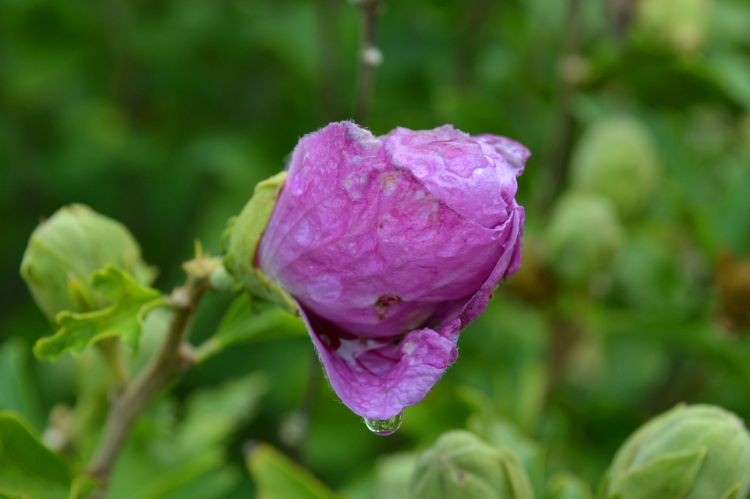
[604,404,750,499]
[20,204,155,321]
[410,430,534,499]
[222,171,297,314]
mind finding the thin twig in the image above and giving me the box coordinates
[317,0,344,121]
[87,276,207,494]
[540,0,583,210]
[354,0,382,124]
[455,0,491,88]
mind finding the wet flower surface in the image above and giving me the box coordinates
[256,121,528,419]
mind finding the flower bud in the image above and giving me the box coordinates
[605,404,750,499]
[635,0,711,54]
[545,473,592,499]
[226,122,528,420]
[544,193,624,284]
[20,204,153,320]
[570,116,659,218]
[411,430,534,499]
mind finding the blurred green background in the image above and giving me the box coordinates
[3,0,750,497]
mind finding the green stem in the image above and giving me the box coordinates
[96,337,130,393]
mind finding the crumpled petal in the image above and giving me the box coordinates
[474,134,531,175]
[300,306,458,419]
[257,121,529,419]
[259,122,510,338]
[385,125,523,228]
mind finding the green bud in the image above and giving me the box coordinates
[570,116,659,218]
[635,0,711,54]
[20,204,154,321]
[411,430,534,499]
[375,452,418,499]
[223,171,297,314]
[605,404,750,499]
[544,193,624,284]
[545,473,592,499]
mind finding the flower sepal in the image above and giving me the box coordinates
[223,171,298,314]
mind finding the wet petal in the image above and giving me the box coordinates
[301,306,457,420]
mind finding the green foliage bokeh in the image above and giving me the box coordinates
[3,0,750,497]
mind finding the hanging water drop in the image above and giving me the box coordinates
[363,411,403,436]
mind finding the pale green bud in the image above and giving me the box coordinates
[222,171,297,314]
[20,204,154,320]
[545,473,592,499]
[570,116,659,219]
[544,193,624,284]
[605,404,750,499]
[635,0,711,54]
[410,430,534,499]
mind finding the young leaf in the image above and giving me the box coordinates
[175,373,269,454]
[247,443,341,499]
[0,411,71,499]
[33,265,165,361]
[0,339,44,430]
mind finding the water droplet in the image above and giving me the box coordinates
[364,412,403,436]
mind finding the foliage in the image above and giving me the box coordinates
[3,0,750,497]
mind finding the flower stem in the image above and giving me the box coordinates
[87,275,207,494]
[541,0,583,210]
[354,0,382,125]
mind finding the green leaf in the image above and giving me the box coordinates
[136,450,236,499]
[33,265,165,361]
[721,484,741,499]
[613,448,706,499]
[247,443,341,499]
[0,412,71,499]
[174,373,269,453]
[107,374,267,499]
[500,447,536,499]
[0,339,44,430]
[706,53,750,109]
[195,295,306,362]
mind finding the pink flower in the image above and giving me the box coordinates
[258,122,527,419]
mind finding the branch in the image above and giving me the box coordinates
[540,0,584,210]
[354,0,382,125]
[87,276,207,493]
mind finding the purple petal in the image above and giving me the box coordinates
[298,205,524,419]
[384,126,521,228]
[259,122,510,338]
[256,121,528,419]
[475,134,531,175]
[300,306,457,420]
